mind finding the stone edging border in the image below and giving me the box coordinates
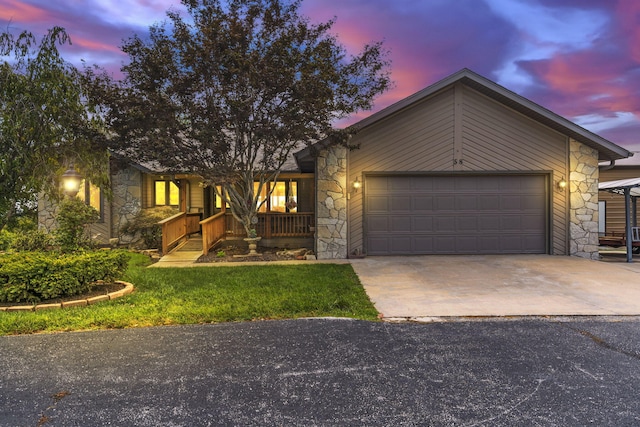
[0,281,134,312]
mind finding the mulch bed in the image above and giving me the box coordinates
[0,282,126,307]
[196,244,313,263]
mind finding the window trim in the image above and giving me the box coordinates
[154,180,180,207]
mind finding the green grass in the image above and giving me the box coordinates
[0,253,379,335]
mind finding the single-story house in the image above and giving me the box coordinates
[39,68,633,260]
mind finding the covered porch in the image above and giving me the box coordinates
[159,210,315,256]
[154,172,316,256]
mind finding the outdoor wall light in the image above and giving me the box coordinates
[352,176,362,192]
[62,165,82,197]
[557,177,567,190]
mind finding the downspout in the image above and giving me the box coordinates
[599,160,616,171]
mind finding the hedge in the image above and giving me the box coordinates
[0,251,129,303]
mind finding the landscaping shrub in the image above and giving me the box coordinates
[55,198,100,252]
[0,230,14,251]
[120,206,179,249]
[0,216,39,251]
[10,229,54,252]
[0,250,129,303]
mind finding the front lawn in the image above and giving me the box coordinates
[0,253,379,335]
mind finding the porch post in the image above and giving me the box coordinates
[179,181,187,212]
[625,188,633,263]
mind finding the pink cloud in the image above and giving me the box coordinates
[71,35,122,54]
[0,0,48,21]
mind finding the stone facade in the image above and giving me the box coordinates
[110,162,142,245]
[569,139,600,259]
[37,193,59,233]
[315,145,348,259]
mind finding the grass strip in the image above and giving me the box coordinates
[0,253,379,335]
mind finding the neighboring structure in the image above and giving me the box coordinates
[599,156,640,236]
[39,68,633,259]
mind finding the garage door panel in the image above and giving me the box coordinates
[367,216,389,232]
[501,216,522,230]
[390,216,412,232]
[390,237,412,252]
[367,196,389,212]
[478,217,501,231]
[413,236,434,252]
[388,176,410,190]
[500,196,523,210]
[436,196,455,210]
[479,237,501,252]
[368,237,389,253]
[523,235,546,251]
[412,217,434,232]
[435,216,456,232]
[390,196,412,211]
[522,215,545,228]
[456,197,478,210]
[413,196,434,210]
[434,236,456,252]
[522,197,545,210]
[457,217,478,231]
[366,175,547,255]
[479,196,500,210]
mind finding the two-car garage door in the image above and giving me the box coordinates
[365,175,548,255]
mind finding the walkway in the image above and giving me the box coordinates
[153,235,203,265]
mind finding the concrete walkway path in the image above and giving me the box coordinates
[350,254,640,319]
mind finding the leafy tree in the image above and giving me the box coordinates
[93,0,391,236]
[0,27,109,231]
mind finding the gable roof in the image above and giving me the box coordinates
[295,68,632,168]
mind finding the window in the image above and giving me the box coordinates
[155,180,180,206]
[254,180,297,212]
[214,185,230,210]
[77,180,102,219]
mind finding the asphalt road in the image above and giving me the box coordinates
[1,318,639,426]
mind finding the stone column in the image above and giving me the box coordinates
[569,139,599,259]
[316,145,348,259]
[111,164,142,245]
[37,194,59,233]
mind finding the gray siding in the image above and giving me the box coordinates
[348,82,569,256]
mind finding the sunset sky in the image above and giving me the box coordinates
[2,0,639,152]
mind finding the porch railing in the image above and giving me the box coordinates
[170,211,314,256]
[224,212,315,239]
[158,212,202,254]
[200,212,227,256]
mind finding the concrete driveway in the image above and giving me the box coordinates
[350,254,640,319]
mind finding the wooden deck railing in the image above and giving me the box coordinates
[158,212,202,254]
[259,212,314,237]
[201,212,227,256]
[224,212,315,238]
[167,211,314,256]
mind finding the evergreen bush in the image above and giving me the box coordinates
[0,250,128,303]
[55,198,100,252]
